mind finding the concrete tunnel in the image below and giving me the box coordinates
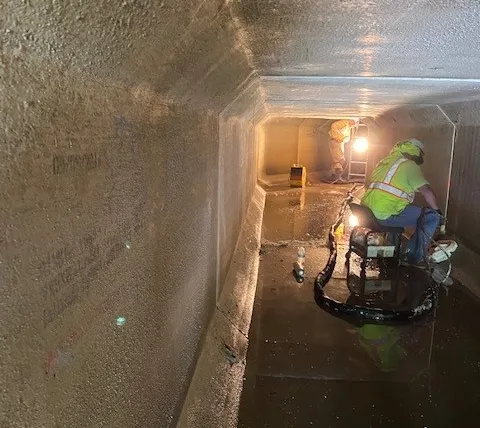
[3,0,480,427]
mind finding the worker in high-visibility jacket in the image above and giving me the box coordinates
[328,118,359,179]
[361,139,441,265]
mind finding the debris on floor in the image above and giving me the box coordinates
[223,344,241,367]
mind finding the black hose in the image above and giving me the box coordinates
[314,188,438,324]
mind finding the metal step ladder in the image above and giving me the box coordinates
[347,156,368,181]
[347,124,368,182]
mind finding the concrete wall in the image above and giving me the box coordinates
[261,118,303,175]
[1,1,255,427]
[367,107,454,213]
[259,117,331,180]
[297,119,331,173]
[218,82,263,298]
[177,185,265,428]
[441,101,480,252]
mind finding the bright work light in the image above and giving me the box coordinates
[349,213,359,227]
[352,136,368,153]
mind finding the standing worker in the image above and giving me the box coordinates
[327,118,360,180]
[361,139,442,266]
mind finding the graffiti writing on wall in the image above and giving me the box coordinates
[41,200,147,327]
[53,153,101,174]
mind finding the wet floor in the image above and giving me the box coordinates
[238,184,480,427]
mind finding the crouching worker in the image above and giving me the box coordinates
[361,139,442,266]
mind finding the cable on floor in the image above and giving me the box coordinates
[313,187,440,325]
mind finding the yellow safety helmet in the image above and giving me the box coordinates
[391,138,424,157]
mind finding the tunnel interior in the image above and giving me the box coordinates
[230,77,462,213]
[3,1,480,427]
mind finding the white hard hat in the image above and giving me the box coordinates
[409,138,424,152]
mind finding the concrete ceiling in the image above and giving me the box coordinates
[261,76,480,117]
[232,0,480,79]
[230,0,480,117]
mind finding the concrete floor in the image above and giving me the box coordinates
[238,185,480,427]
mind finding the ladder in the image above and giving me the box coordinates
[347,124,368,182]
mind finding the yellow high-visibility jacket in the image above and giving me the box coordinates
[329,120,353,143]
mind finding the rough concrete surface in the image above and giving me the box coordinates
[451,242,480,299]
[177,185,264,428]
[260,76,480,118]
[231,0,480,78]
[4,0,480,427]
[297,118,331,173]
[262,117,303,175]
[1,1,254,427]
[259,118,331,180]
[218,80,263,298]
[440,99,480,253]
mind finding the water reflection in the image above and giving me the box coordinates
[345,253,431,311]
[357,324,406,373]
[354,317,435,380]
[342,254,435,377]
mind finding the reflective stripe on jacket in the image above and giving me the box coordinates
[367,158,415,203]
